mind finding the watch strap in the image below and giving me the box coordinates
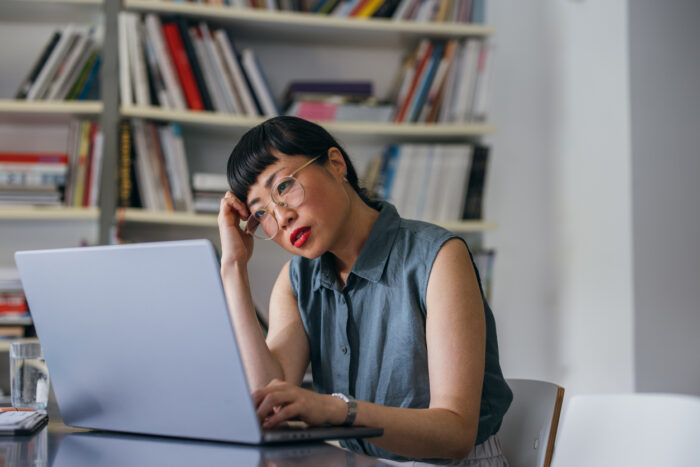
[331,392,357,426]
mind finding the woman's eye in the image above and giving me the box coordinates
[253,210,267,220]
[276,179,294,195]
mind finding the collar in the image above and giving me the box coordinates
[316,201,400,290]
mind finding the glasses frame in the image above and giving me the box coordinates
[244,155,322,240]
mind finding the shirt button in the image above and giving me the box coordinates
[341,346,347,354]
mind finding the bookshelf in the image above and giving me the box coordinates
[121,105,496,142]
[0,206,99,220]
[124,0,494,45]
[120,207,497,232]
[0,99,102,116]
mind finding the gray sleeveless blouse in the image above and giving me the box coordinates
[289,201,512,462]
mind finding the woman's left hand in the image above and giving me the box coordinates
[252,379,345,428]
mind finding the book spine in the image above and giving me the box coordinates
[407,41,444,122]
[176,18,214,111]
[126,14,151,106]
[87,130,104,207]
[118,14,133,106]
[144,14,187,110]
[241,49,279,116]
[118,121,134,207]
[200,23,241,114]
[162,22,205,111]
[26,25,78,100]
[188,26,226,113]
[76,53,102,100]
[218,30,259,116]
[395,40,433,123]
[462,144,489,219]
[15,31,61,99]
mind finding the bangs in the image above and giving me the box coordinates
[227,117,338,203]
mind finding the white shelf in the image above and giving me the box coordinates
[120,208,496,233]
[124,0,493,46]
[0,100,102,116]
[0,206,99,220]
[20,0,102,4]
[121,106,495,142]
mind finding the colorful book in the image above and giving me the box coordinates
[162,21,205,111]
[15,31,61,99]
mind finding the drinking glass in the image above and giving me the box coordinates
[9,342,50,410]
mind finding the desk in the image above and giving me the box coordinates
[0,422,390,466]
[0,401,389,466]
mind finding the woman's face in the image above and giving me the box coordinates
[245,149,350,258]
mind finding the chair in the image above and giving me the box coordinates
[498,379,565,467]
[550,393,700,467]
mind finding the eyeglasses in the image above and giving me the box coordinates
[242,155,322,240]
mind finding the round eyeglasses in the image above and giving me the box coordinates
[242,155,321,240]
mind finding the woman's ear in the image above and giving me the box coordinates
[326,147,347,182]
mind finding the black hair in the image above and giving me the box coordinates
[227,116,372,205]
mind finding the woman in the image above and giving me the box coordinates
[218,116,512,465]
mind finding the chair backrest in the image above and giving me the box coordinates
[499,379,565,467]
[550,393,700,467]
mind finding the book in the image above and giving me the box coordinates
[406,41,445,122]
[216,29,258,116]
[162,21,205,111]
[45,29,94,100]
[15,31,61,99]
[394,40,432,122]
[145,14,187,110]
[462,144,489,219]
[118,120,142,208]
[175,17,214,111]
[125,14,151,106]
[26,25,78,100]
[118,13,133,106]
[188,26,227,113]
[418,39,458,122]
[241,49,279,116]
[199,23,241,114]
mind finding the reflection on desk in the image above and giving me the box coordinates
[0,424,390,467]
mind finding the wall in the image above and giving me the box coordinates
[629,0,700,396]
[487,0,635,394]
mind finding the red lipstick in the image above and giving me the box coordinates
[290,227,311,248]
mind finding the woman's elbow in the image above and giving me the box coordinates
[445,421,478,460]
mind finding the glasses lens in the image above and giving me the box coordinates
[244,211,278,240]
[272,177,305,208]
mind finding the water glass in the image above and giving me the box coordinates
[9,342,50,410]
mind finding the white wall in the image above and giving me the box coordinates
[629,0,700,396]
[487,0,635,394]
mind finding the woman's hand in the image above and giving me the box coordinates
[218,191,254,268]
[253,379,346,428]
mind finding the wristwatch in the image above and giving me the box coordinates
[331,392,357,426]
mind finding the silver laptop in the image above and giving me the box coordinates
[15,239,382,444]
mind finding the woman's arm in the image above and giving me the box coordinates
[219,192,309,391]
[254,238,486,460]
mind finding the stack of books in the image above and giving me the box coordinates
[0,121,102,208]
[149,0,486,23]
[119,13,278,116]
[365,143,489,222]
[392,38,490,123]
[191,173,229,214]
[15,25,102,101]
[118,120,194,213]
[0,153,67,206]
[284,81,393,122]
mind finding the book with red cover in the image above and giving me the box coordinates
[0,153,68,164]
[162,21,204,111]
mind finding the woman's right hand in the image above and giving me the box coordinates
[218,191,254,269]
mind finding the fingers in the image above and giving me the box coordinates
[256,392,294,423]
[263,402,302,428]
[219,191,250,221]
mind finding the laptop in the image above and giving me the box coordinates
[15,239,382,444]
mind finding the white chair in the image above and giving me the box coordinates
[499,379,565,467]
[550,393,700,467]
